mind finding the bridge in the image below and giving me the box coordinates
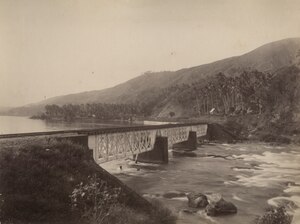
[0,122,233,213]
[87,123,207,163]
[0,122,209,164]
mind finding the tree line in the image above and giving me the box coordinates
[34,66,299,120]
[35,103,143,121]
[176,70,273,115]
[137,67,298,118]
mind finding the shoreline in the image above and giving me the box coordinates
[28,113,300,145]
[0,128,299,223]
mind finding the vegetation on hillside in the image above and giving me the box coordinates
[138,66,299,119]
[32,103,142,121]
[6,38,300,117]
[33,66,300,141]
[166,70,273,115]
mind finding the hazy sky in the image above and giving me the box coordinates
[1,0,300,107]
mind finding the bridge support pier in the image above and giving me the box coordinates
[135,136,168,164]
[173,131,197,150]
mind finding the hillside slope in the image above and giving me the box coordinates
[5,38,300,116]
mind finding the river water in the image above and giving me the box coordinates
[0,116,141,135]
[1,116,300,223]
[102,143,300,224]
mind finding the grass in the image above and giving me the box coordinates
[99,200,176,224]
[0,139,176,224]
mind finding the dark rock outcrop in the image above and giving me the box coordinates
[187,193,209,208]
[205,198,237,216]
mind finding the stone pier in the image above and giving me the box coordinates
[135,136,169,164]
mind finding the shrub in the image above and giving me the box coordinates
[102,205,151,224]
[255,206,292,224]
[0,140,97,223]
[70,179,176,224]
[103,199,176,224]
[0,140,177,224]
[70,175,121,224]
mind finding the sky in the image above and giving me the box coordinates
[0,0,300,107]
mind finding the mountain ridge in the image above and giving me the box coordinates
[4,37,300,116]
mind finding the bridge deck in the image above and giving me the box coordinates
[0,122,207,139]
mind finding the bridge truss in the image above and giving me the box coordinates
[89,124,207,163]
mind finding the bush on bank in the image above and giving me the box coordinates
[0,140,176,224]
[223,115,298,144]
[0,140,96,223]
[254,205,292,224]
[100,200,176,224]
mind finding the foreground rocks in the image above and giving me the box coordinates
[187,192,237,217]
[187,193,209,208]
[206,198,237,216]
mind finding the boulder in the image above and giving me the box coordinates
[206,198,237,216]
[206,193,223,203]
[187,193,209,208]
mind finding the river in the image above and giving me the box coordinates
[0,115,142,135]
[1,116,299,223]
[102,142,300,224]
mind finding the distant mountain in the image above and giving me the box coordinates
[4,37,300,116]
[0,106,12,113]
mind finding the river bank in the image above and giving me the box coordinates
[0,139,176,224]
[8,113,300,145]
[102,142,300,224]
[1,115,299,223]
[222,114,300,145]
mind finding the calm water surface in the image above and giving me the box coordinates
[0,115,139,134]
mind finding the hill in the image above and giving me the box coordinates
[4,37,300,116]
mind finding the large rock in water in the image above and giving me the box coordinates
[187,193,209,208]
[206,198,237,216]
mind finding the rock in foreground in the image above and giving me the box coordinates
[206,198,237,216]
[187,193,209,208]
